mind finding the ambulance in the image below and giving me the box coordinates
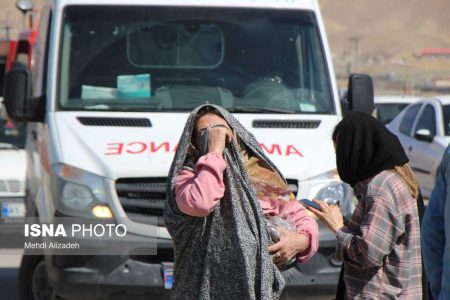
[3,0,373,298]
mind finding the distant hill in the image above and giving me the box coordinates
[319,0,450,94]
[319,0,450,57]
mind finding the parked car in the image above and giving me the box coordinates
[0,115,27,220]
[374,95,420,124]
[386,96,450,197]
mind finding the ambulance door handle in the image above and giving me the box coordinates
[408,146,412,152]
[31,130,37,141]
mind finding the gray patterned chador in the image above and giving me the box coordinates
[164,104,286,299]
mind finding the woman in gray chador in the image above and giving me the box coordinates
[164,105,318,300]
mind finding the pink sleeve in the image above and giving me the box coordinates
[175,152,226,217]
[279,200,319,263]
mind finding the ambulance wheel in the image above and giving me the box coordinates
[19,255,61,300]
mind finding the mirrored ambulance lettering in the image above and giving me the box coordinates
[105,142,303,157]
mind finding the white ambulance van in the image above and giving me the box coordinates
[3,0,373,298]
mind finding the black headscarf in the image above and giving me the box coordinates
[332,111,408,187]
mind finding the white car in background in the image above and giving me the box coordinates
[374,95,420,124]
[0,101,27,219]
[386,96,450,197]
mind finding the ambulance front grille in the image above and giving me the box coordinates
[286,179,298,196]
[116,177,298,225]
[116,177,167,226]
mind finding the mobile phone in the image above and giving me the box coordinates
[301,199,321,210]
[199,129,209,155]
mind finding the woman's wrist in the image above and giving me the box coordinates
[296,231,310,254]
[208,148,224,156]
[331,220,345,234]
[207,150,224,157]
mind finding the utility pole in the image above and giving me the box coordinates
[349,35,362,73]
[1,12,11,41]
[16,0,34,29]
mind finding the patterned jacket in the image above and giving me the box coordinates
[336,170,422,299]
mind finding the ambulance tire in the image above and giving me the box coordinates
[19,255,63,300]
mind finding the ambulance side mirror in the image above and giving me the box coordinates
[346,73,374,115]
[3,62,31,121]
[3,61,45,122]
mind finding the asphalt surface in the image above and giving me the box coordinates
[0,250,22,300]
[0,250,333,300]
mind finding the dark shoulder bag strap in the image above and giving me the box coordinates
[417,190,430,300]
[335,265,346,300]
[335,216,351,300]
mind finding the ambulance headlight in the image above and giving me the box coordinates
[53,164,111,217]
[310,170,354,217]
[315,183,345,204]
[61,182,94,211]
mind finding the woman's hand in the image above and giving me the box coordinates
[305,199,344,234]
[207,126,232,155]
[268,227,308,267]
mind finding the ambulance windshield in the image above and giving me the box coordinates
[58,6,334,114]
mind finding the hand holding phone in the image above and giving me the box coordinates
[300,199,321,211]
[302,198,345,234]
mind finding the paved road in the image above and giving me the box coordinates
[0,250,22,300]
[0,251,332,300]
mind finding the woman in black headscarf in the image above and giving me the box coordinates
[306,111,426,299]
